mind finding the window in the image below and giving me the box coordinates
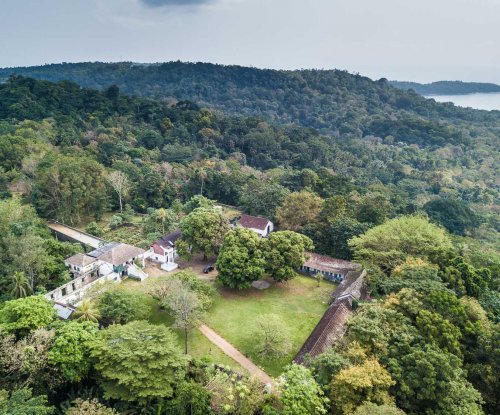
[71,283,76,291]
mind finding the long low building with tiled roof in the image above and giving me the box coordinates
[294,269,366,364]
[301,252,361,282]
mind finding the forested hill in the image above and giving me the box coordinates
[0,62,499,148]
[391,80,500,96]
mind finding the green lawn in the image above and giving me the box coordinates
[205,276,334,376]
[93,271,333,378]
[116,277,249,374]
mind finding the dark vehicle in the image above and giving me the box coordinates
[203,265,215,274]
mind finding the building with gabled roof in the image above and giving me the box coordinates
[150,229,181,271]
[294,269,366,364]
[235,214,273,237]
[301,252,361,282]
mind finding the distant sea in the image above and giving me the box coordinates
[426,92,500,111]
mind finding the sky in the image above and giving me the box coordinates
[1,0,499,83]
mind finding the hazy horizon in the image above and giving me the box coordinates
[1,0,499,84]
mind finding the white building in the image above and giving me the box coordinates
[47,242,148,305]
[236,214,274,237]
[150,229,181,271]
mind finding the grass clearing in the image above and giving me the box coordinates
[88,266,333,378]
[206,276,334,377]
[115,276,249,373]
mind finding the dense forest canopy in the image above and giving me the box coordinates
[1,62,499,147]
[0,71,498,415]
[390,80,500,96]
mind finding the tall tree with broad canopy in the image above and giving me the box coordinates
[0,296,55,336]
[216,227,266,289]
[263,231,314,282]
[330,358,395,414]
[349,215,452,274]
[89,320,188,403]
[48,321,98,382]
[276,364,329,415]
[178,207,230,259]
[275,190,323,231]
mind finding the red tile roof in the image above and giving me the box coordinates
[238,214,271,231]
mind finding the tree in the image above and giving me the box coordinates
[89,320,188,403]
[10,272,32,299]
[263,231,313,282]
[84,221,103,237]
[0,388,53,415]
[33,154,107,223]
[277,364,328,415]
[8,234,48,292]
[252,314,291,358]
[0,296,55,336]
[64,399,117,415]
[216,228,266,289]
[424,198,480,236]
[73,299,100,323]
[162,281,203,354]
[206,371,263,415]
[330,359,395,414]
[179,207,230,259]
[143,207,176,235]
[443,257,492,298]
[352,403,405,415]
[169,381,212,415]
[387,345,483,415]
[48,321,98,382]
[96,290,149,325]
[182,195,215,214]
[238,179,289,219]
[349,215,452,274]
[276,191,323,231]
[415,310,462,357]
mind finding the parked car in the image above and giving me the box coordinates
[203,265,215,273]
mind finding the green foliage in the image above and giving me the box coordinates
[96,290,149,325]
[183,195,215,214]
[64,398,118,415]
[424,198,481,236]
[276,191,323,231]
[0,296,55,336]
[349,215,452,273]
[387,345,483,415]
[277,364,328,415]
[263,231,314,282]
[168,381,212,415]
[443,256,492,298]
[352,402,406,415]
[330,358,395,414]
[179,207,230,259]
[216,228,266,289]
[33,154,107,223]
[9,272,32,299]
[48,321,98,382]
[84,222,103,237]
[89,320,188,402]
[0,388,53,415]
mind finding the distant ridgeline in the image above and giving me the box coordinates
[0,62,499,147]
[390,80,500,96]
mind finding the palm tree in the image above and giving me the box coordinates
[73,299,100,323]
[156,208,169,234]
[10,271,32,298]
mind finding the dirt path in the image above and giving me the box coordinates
[198,324,273,385]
